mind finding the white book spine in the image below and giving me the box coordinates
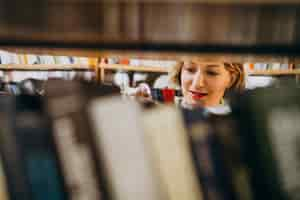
[11,53,19,64]
[78,57,89,65]
[55,56,71,65]
[0,51,11,64]
[89,97,163,200]
[280,64,289,70]
[272,63,281,70]
[52,117,101,200]
[27,55,39,64]
[142,106,203,200]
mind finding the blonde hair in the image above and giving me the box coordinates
[169,61,245,92]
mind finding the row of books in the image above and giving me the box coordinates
[0,71,95,83]
[0,50,98,66]
[0,79,299,200]
[244,63,296,71]
[3,49,297,72]
[104,57,177,69]
[1,2,297,46]
[0,50,176,69]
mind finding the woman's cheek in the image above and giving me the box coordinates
[205,77,217,89]
[210,77,230,92]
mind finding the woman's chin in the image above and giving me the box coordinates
[186,98,205,108]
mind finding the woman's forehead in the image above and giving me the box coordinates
[184,61,224,67]
[179,54,236,63]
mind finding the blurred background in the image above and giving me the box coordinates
[0,1,300,200]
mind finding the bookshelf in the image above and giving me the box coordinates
[1,2,300,200]
[100,64,170,73]
[2,1,300,57]
[0,63,100,82]
[0,64,95,71]
[98,63,170,83]
[4,47,300,64]
[248,69,300,76]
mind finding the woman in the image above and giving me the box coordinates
[136,58,245,113]
[169,59,245,113]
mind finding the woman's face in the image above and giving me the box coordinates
[181,62,231,107]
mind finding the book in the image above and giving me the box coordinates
[15,95,67,200]
[88,96,164,200]
[39,55,55,65]
[271,63,281,70]
[0,95,67,200]
[0,51,17,64]
[17,54,27,64]
[210,115,253,200]
[11,53,19,64]
[27,54,39,64]
[142,105,203,200]
[54,56,71,65]
[182,108,235,200]
[0,154,9,200]
[45,80,120,200]
[280,64,289,70]
[0,95,32,200]
[231,86,300,200]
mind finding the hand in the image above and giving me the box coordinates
[123,83,152,102]
[136,83,151,98]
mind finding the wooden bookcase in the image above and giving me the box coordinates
[248,69,300,76]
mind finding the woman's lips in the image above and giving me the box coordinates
[190,91,208,100]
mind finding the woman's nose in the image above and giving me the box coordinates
[191,71,204,89]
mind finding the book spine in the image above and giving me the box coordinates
[189,124,225,200]
[88,97,163,200]
[0,96,32,200]
[212,117,253,200]
[52,116,102,200]
[47,94,103,200]
[142,106,203,200]
[231,89,292,200]
[182,109,236,200]
[0,154,9,200]
[15,96,67,200]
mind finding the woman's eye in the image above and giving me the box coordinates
[184,67,196,73]
[188,68,196,73]
[206,71,219,76]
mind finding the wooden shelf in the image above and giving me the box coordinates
[248,69,300,76]
[3,47,300,64]
[47,0,300,4]
[100,64,170,73]
[0,64,94,71]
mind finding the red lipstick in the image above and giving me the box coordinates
[190,91,208,100]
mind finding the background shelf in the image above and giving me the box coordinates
[248,69,300,76]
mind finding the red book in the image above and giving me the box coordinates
[162,88,175,103]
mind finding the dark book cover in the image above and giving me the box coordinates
[0,94,67,200]
[150,88,165,103]
[210,115,253,200]
[181,108,236,200]
[230,86,300,200]
[0,95,32,200]
[150,88,159,102]
[15,95,67,200]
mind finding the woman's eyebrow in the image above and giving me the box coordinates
[189,62,197,66]
[206,64,220,68]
